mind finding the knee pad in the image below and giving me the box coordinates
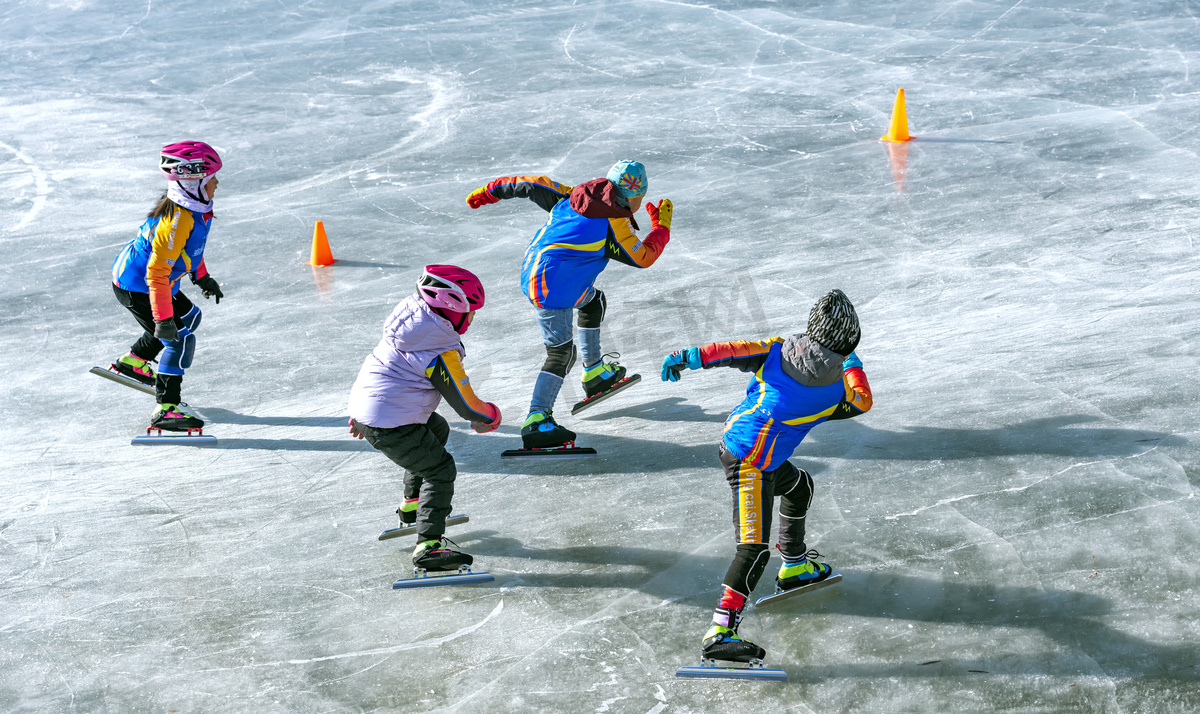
[577,290,606,329]
[541,341,577,378]
[180,305,202,333]
[158,337,187,376]
[180,332,196,370]
[726,543,771,595]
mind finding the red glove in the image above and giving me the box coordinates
[645,198,673,230]
[471,403,502,433]
[466,186,501,209]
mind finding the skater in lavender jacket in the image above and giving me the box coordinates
[348,265,500,572]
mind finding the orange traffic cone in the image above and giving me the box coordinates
[308,220,336,266]
[881,88,914,143]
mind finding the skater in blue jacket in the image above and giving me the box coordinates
[661,289,873,665]
[466,160,674,450]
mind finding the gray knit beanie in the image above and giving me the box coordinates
[807,289,860,355]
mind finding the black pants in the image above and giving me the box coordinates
[113,284,194,404]
[719,444,814,597]
[358,412,456,542]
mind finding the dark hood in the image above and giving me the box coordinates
[779,334,843,387]
[569,178,640,231]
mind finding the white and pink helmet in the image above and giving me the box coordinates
[417,265,486,314]
[160,141,222,181]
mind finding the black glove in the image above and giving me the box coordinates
[154,319,178,342]
[193,275,223,303]
[349,418,366,440]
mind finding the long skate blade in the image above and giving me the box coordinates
[501,447,598,459]
[132,433,218,446]
[378,514,470,541]
[90,366,155,396]
[754,573,842,608]
[571,374,642,415]
[675,665,787,682]
[392,571,494,589]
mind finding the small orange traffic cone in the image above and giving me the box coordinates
[308,220,336,266]
[881,88,914,143]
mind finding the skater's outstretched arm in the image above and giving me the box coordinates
[466,175,573,212]
[426,350,501,429]
[605,198,672,268]
[700,338,781,372]
[144,208,198,321]
[660,338,781,381]
[826,352,873,420]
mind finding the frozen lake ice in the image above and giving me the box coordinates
[2,1,1199,711]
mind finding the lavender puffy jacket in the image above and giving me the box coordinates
[348,295,464,428]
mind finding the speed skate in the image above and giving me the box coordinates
[392,565,494,589]
[90,365,155,396]
[501,441,597,459]
[132,427,217,446]
[754,573,843,608]
[571,373,641,415]
[378,514,470,541]
[675,658,787,682]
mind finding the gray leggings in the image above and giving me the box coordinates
[358,412,455,541]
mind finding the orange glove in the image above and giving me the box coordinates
[645,198,673,230]
[466,186,501,209]
[471,402,502,433]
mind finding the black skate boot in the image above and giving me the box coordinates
[776,549,833,592]
[521,410,576,449]
[581,353,627,398]
[412,538,473,572]
[149,403,204,432]
[113,352,156,386]
[701,608,766,663]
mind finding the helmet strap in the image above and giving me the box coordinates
[431,306,470,334]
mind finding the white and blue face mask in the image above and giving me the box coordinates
[167,174,215,213]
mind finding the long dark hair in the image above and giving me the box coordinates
[147,190,175,219]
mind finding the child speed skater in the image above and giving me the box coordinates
[465,160,673,450]
[347,265,502,571]
[660,289,873,664]
[109,141,226,431]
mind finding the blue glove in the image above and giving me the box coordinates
[842,351,863,371]
[661,347,702,382]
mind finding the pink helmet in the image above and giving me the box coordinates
[417,265,485,313]
[160,141,222,181]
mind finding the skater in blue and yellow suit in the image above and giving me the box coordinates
[466,160,674,449]
[661,289,873,666]
[109,141,226,431]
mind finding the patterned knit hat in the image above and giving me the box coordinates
[807,289,860,355]
[606,160,647,199]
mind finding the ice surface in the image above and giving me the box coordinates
[2,1,1199,711]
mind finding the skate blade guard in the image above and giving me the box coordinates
[132,427,217,447]
[754,573,842,608]
[379,514,470,541]
[675,658,787,682]
[90,365,155,396]
[571,373,642,415]
[393,565,494,589]
[501,441,597,459]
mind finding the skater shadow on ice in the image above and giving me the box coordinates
[461,531,694,590]
[199,407,347,428]
[576,396,727,423]
[215,438,374,451]
[485,434,720,475]
[766,571,1199,683]
[809,415,1181,461]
